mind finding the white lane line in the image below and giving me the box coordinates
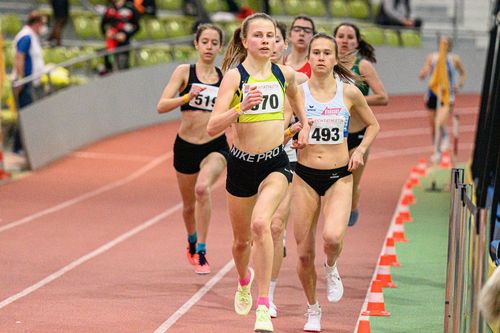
[153,260,236,333]
[72,151,156,162]
[0,203,182,310]
[0,152,172,234]
[370,142,474,160]
[377,125,476,139]
[376,106,477,120]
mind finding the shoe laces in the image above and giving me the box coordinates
[197,251,208,266]
[305,306,321,318]
[188,242,196,255]
[256,306,270,322]
[237,285,251,305]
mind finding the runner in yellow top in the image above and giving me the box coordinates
[207,13,309,333]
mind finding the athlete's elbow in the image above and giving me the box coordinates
[156,101,168,114]
[206,120,218,137]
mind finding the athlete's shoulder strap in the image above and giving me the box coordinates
[271,63,286,91]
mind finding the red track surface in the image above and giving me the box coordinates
[0,94,478,333]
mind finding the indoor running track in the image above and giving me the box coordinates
[0,94,478,333]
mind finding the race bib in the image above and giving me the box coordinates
[188,83,219,111]
[242,82,284,114]
[308,116,345,144]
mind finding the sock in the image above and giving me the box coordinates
[187,232,197,244]
[308,302,320,311]
[325,260,336,270]
[239,270,252,286]
[269,279,277,302]
[196,242,206,253]
[257,296,270,309]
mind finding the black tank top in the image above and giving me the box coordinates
[180,64,223,112]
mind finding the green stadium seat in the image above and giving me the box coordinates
[158,0,182,10]
[330,0,349,17]
[349,0,369,19]
[1,15,22,36]
[203,0,220,12]
[73,16,100,39]
[400,30,421,47]
[146,19,168,39]
[361,27,384,46]
[164,19,190,38]
[384,29,400,46]
[285,0,302,16]
[269,0,284,15]
[305,0,326,17]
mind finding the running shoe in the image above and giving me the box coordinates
[303,303,322,332]
[194,251,210,275]
[269,300,277,318]
[234,267,254,315]
[186,242,197,266]
[348,208,359,227]
[440,127,450,152]
[254,304,273,332]
[325,263,344,303]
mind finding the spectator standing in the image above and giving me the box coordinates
[100,0,140,72]
[48,0,70,46]
[375,0,422,28]
[11,11,47,155]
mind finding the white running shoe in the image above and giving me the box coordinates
[254,305,273,332]
[303,303,321,332]
[269,301,277,318]
[325,263,344,303]
[234,267,254,315]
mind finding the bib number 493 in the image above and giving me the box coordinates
[310,127,340,142]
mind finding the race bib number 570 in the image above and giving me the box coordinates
[242,82,284,114]
[308,116,345,144]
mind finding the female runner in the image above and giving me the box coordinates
[333,22,388,226]
[156,24,227,275]
[292,33,380,331]
[207,13,309,332]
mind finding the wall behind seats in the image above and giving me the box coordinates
[20,63,179,170]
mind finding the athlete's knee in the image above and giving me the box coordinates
[232,237,252,252]
[297,248,315,268]
[270,217,284,241]
[323,231,343,249]
[194,181,210,200]
[251,216,271,239]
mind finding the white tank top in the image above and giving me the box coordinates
[302,78,350,144]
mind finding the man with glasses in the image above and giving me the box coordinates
[285,15,316,78]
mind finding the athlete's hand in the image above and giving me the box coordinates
[241,86,263,112]
[295,122,310,149]
[348,149,364,171]
[187,85,206,101]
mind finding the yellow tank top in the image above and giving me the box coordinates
[230,63,286,123]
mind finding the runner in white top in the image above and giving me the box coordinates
[291,33,379,332]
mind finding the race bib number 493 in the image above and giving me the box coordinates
[242,82,284,114]
[308,116,345,144]
[188,83,219,111]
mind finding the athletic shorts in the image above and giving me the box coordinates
[295,163,352,197]
[173,134,229,174]
[226,145,292,197]
[425,91,454,111]
[347,127,366,151]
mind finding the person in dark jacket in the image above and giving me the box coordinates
[375,0,422,28]
[48,0,69,46]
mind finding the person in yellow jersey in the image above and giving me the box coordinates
[207,13,309,333]
[291,33,379,332]
[157,24,227,275]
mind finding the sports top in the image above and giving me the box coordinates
[352,55,369,96]
[303,78,350,144]
[180,64,223,112]
[230,63,286,123]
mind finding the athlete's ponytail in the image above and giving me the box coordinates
[221,13,276,73]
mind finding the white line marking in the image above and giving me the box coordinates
[370,142,473,160]
[0,152,172,233]
[376,107,477,120]
[377,125,475,139]
[152,260,236,333]
[0,203,182,310]
[72,151,156,162]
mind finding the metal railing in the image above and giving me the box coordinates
[444,168,492,333]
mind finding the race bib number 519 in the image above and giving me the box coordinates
[188,83,219,111]
[308,116,345,144]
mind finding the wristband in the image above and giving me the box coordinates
[235,103,243,115]
[182,94,189,104]
[285,127,294,138]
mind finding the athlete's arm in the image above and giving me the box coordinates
[360,59,389,106]
[418,54,433,81]
[207,69,262,136]
[281,65,309,148]
[453,55,467,92]
[156,64,190,114]
[345,84,380,171]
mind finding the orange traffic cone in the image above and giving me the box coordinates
[376,255,397,288]
[397,202,412,223]
[362,280,391,316]
[440,151,452,169]
[356,315,371,333]
[392,217,408,243]
[401,182,415,206]
[416,158,427,176]
[383,237,400,267]
[407,171,420,187]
